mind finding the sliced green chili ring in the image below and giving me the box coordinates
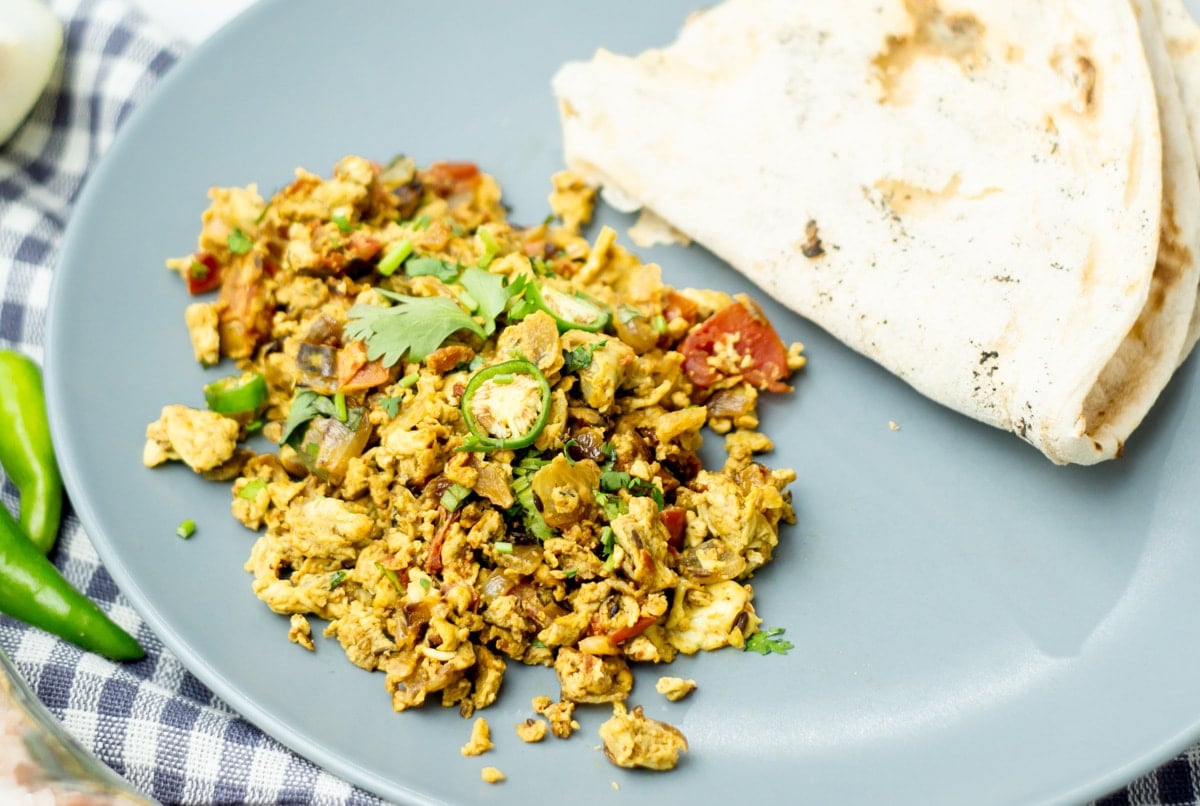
[204,372,268,414]
[459,359,551,452]
[527,282,609,333]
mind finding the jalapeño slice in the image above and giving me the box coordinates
[527,282,610,333]
[459,359,551,451]
[204,371,268,414]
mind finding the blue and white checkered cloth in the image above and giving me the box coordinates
[0,2,384,804]
[0,2,1197,805]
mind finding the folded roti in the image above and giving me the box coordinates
[1153,0,1200,358]
[554,0,1200,464]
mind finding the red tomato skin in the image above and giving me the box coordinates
[185,252,221,295]
[679,297,791,392]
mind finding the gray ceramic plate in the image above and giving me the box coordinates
[44,1,1200,804]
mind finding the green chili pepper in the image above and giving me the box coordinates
[459,359,551,452]
[0,505,143,661]
[516,281,609,333]
[203,371,268,415]
[0,350,62,554]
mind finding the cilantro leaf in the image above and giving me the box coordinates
[405,256,459,282]
[598,470,664,509]
[379,396,401,418]
[459,265,515,336]
[227,227,253,255]
[599,470,632,492]
[563,341,606,373]
[594,490,628,522]
[744,627,794,656]
[279,389,339,445]
[344,293,485,366]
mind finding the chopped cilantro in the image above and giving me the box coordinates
[379,396,401,418]
[405,256,460,282]
[227,227,253,255]
[344,291,486,367]
[563,340,606,373]
[745,627,794,656]
[279,389,339,445]
[598,470,664,509]
[594,491,627,522]
[599,470,632,492]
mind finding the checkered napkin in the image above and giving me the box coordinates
[0,3,1198,806]
[0,1,385,804]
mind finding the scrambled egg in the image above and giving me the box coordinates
[147,155,803,770]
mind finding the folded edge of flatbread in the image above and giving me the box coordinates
[554,0,1200,465]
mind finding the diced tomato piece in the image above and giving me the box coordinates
[347,231,383,262]
[679,296,791,392]
[425,161,481,197]
[659,506,688,551]
[337,340,390,392]
[662,290,699,328]
[185,252,221,294]
[609,615,659,645]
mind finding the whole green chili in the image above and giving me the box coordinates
[0,350,63,553]
[0,504,143,661]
